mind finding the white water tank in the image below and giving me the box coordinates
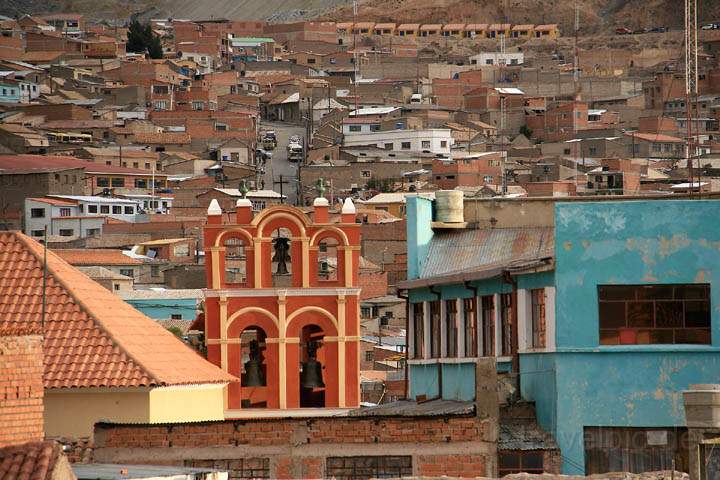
[435,190,464,223]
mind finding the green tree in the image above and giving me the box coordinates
[519,125,533,138]
[127,19,163,59]
[166,326,183,337]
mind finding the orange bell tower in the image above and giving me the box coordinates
[203,196,361,411]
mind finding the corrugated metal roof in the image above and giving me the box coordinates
[348,399,474,417]
[420,227,554,280]
[500,420,559,451]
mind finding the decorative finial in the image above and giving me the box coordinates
[316,178,326,198]
[239,179,249,198]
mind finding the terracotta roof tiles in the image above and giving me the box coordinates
[0,232,237,389]
[0,441,62,480]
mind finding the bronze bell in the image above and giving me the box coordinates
[300,340,325,389]
[242,340,266,387]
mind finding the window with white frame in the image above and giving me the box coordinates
[445,299,458,357]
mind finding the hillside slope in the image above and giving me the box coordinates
[0,0,718,30]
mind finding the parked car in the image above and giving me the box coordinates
[650,27,668,33]
[615,27,632,35]
[261,130,277,150]
[702,23,720,30]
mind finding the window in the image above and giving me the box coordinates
[86,228,100,236]
[531,289,546,348]
[441,140,448,148]
[464,297,477,357]
[584,427,688,475]
[191,101,204,111]
[153,85,169,94]
[87,205,98,214]
[421,140,431,149]
[361,306,371,318]
[58,229,74,237]
[307,58,316,64]
[317,237,338,281]
[589,147,598,155]
[365,350,374,362]
[111,178,125,187]
[481,295,495,356]
[429,300,441,358]
[124,206,134,214]
[348,125,361,132]
[326,456,412,479]
[445,300,458,357]
[384,143,394,150]
[59,207,71,217]
[30,208,45,218]
[112,205,122,214]
[31,230,44,237]
[154,100,167,111]
[598,284,711,345]
[401,142,411,150]
[369,124,381,132]
[113,283,120,291]
[361,170,371,178]
[500,293,514,356]
[652,143,661,152]
[135,179,148,188]
[119,268,134,277]
[412,302,424,359]
[499,451,544,475]
[97,177,110,187]
[171,313,182,320]
[151,266,160,277]
[100,205,110,214]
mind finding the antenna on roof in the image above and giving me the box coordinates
[41,225,47,332]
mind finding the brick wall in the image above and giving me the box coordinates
[93,413,496,478]
[359,271,388,299]
[0,333,44,447]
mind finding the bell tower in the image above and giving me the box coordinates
[202,194,361,412]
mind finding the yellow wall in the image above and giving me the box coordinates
[44,384,228,438]
[149,384,226,423]
[44,389,150,438]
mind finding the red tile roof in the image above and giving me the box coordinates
[0,441,62,480]
[0,232,237,389]
[26,197,76,206]
[627,132,685,143]
[52,249,144,265]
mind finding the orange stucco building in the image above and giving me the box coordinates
[203,197,361,412]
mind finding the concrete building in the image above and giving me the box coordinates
[344,129,454,156]
[401,194,720,475]
[470,52,524,66]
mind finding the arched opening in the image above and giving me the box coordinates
[271,227,293,287]
[240,325,267,408]
[224,237,247,285]
[299,324,326,408]
[317,237,339,281]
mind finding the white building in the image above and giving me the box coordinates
[343,129,454,156]
[24,195,143,239]
[470,52,524,66]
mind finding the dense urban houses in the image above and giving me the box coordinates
[401,192,720,475]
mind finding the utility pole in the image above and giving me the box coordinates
[685,0,698,196]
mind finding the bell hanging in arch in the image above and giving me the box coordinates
[300,340,325,389]
[242,340,266,387]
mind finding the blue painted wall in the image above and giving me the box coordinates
[125,298,198,320]
[520,200,720,474]
[409,363,439,399]
[406,196,434,280]
[554,200,720,349]
[0,82,21,103]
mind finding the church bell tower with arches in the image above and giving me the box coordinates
[202,195,361,412]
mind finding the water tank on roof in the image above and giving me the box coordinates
[435,190,464,223]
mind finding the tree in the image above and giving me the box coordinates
[519,125,533,139]
[126,19,163,59]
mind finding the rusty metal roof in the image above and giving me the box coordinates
[421,227,554,279]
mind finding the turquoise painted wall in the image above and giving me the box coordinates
[409,363,439,399]
[125,298,198,320]
[526,200,720,474]
[0,82,21,103]
[554,200,720,349]
[441,363,476,401]
[406,196,434,280]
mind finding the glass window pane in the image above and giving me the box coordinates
[499,453,520,469]
[685,301,710,327]
[599,302,626,328]
[655,301,683,328]
[627,302,654,327]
